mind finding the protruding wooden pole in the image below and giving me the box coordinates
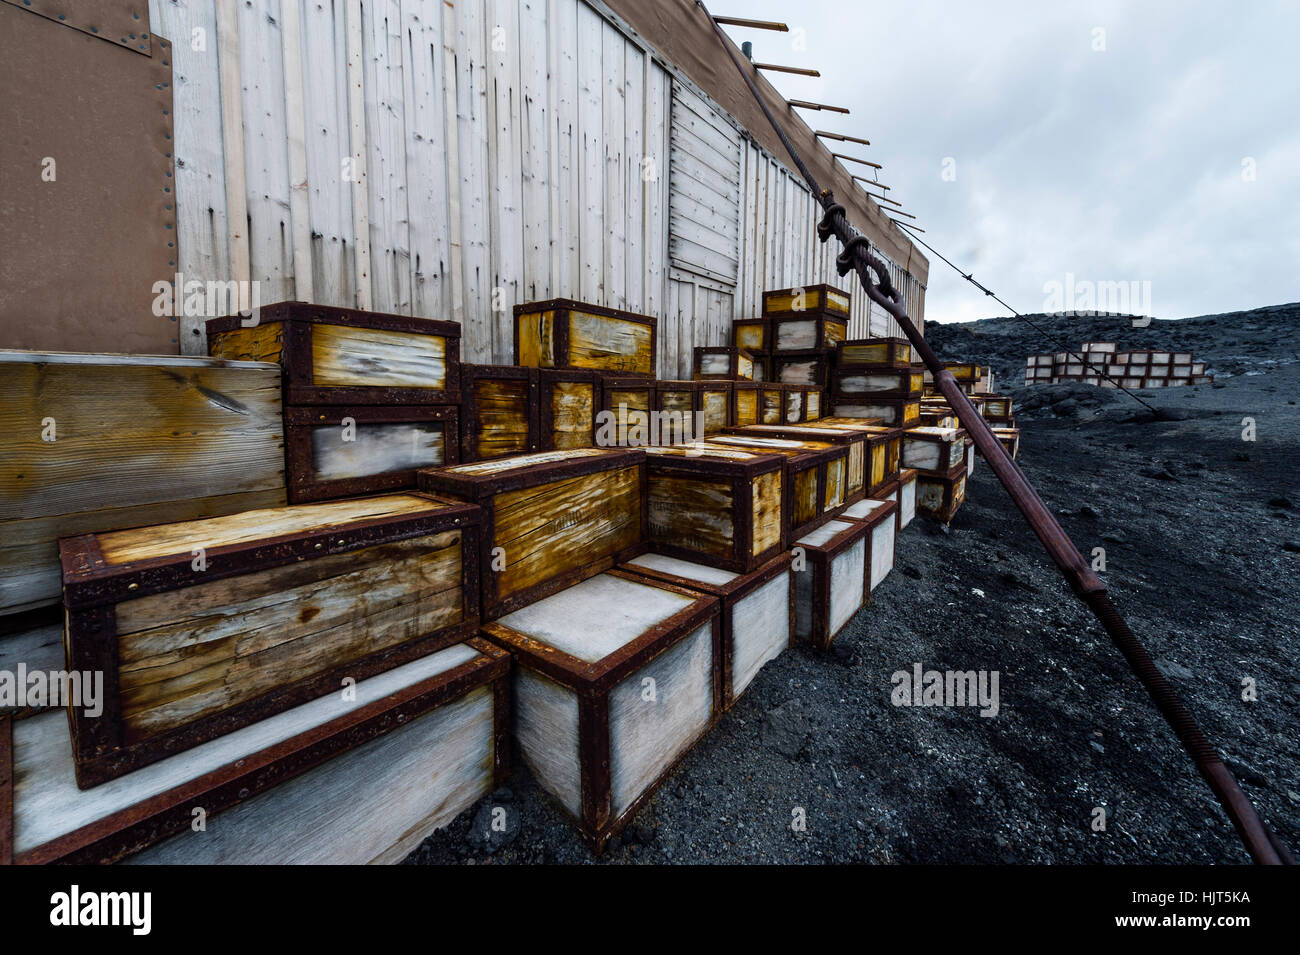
[788,99,850,114]
[712,15,789,31]
[816,130,871,146]
[754,63,820,77]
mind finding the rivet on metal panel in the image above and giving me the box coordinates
[127,583,138,591]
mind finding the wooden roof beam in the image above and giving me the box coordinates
[788,99,850,114]
[815,130,871,147]
[712,16,790,32]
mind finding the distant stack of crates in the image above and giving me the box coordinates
[1025,342,1211,388]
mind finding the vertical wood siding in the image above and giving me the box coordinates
[155,0,920,363]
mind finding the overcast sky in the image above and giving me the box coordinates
[720,0,1299,323]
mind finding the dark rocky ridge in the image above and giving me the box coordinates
[407,304,1300,865]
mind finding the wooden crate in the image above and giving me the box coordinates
[514,298,656,377]
[285,405,459,503]
[992,426,1021,459]
[598,376,659,444]
[792,518,867,651]
[725,424,869,503]
[783,384,805,424]
[902,426,968,474]
[704,434,850,539]
[885,468,920,529]
[59,493,482,787]
[643,443,786,572]
[916,462,967,524]
[764,285,850,352]
[3,640,508,864]
[483,570,721,850]
[620,552,793,709]
[693,346,756,381]
[538,369,603,451]
[207,301,460,405]
[804,388,823,421]
[840,497,897,594]
[419,448,646,619]
[773,349,833,389]
[751,353,770,383]
[731,382,762,427]
[819,419,901,493]
[831,364,924,398]
[759,383,787,424]
[982,395,1013,420]
[0,352,287,617]
[732,317,772,354]
[830,396,920,428]
[459,364,540,462]
[656,380,732,437]
[836,337,913,368]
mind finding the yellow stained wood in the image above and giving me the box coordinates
[445,448,609,475]
[847,443,864,493]
[493,466,641,598]
[765,290,821,314]
[516,310,555,367]
[474,380,531,459]
[96,494,444,565]
[207,322,285,364]
[825,290,851,315]
[568,312,653,375]
[647,475,734,559]
[751,470,782,556]
[548,381,595,449]
[735,390,758,426]
[310,324,447,390]
[824,459,845,511]
[736,354,754,380]
[840,343,888,364]
[659,389,694,414]
[793,469,818,527]
[114,532,463,737]
[870,444,886,487]
[703,391,728,433]
[824,321,847,345]
[734,323,765,350]
[806,392,821,420]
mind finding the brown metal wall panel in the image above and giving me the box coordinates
[0,0,154,55]
[0,4,177,353]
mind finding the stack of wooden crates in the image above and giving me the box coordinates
[1,284,921,861]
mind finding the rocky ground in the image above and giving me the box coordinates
[406,305,1300,865]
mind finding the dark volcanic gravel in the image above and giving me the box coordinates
[406,308,1300,865]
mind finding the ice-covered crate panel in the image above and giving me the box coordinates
[0,351,287,617]
[207,302,460,405]
[620,552,793,709]
[693,347,756,381]
[792,519,867,652]
[830,397,920,428]
[902,427,968,474]
[898,468,919,528]
[483,571,721,850]
[644,444,786,573]
[419,448,646,620]
[774,350,832,388]
[832,366,923,397]
[5,640,508,864]
[59,493,481,787]
[459,365,540,462]
[538,370,602,451]
[285,406,458,503]
[842,497,897,592]
[514,299,656,377]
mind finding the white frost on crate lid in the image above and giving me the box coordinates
[496,573,696,663]
[625,553,740,587]
[796,519,857,548]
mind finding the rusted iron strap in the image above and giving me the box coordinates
[697,0,1287,864]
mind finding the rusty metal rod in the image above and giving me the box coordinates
[698,0,1287,865]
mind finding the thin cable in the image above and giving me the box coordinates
[894,221,1161,414]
